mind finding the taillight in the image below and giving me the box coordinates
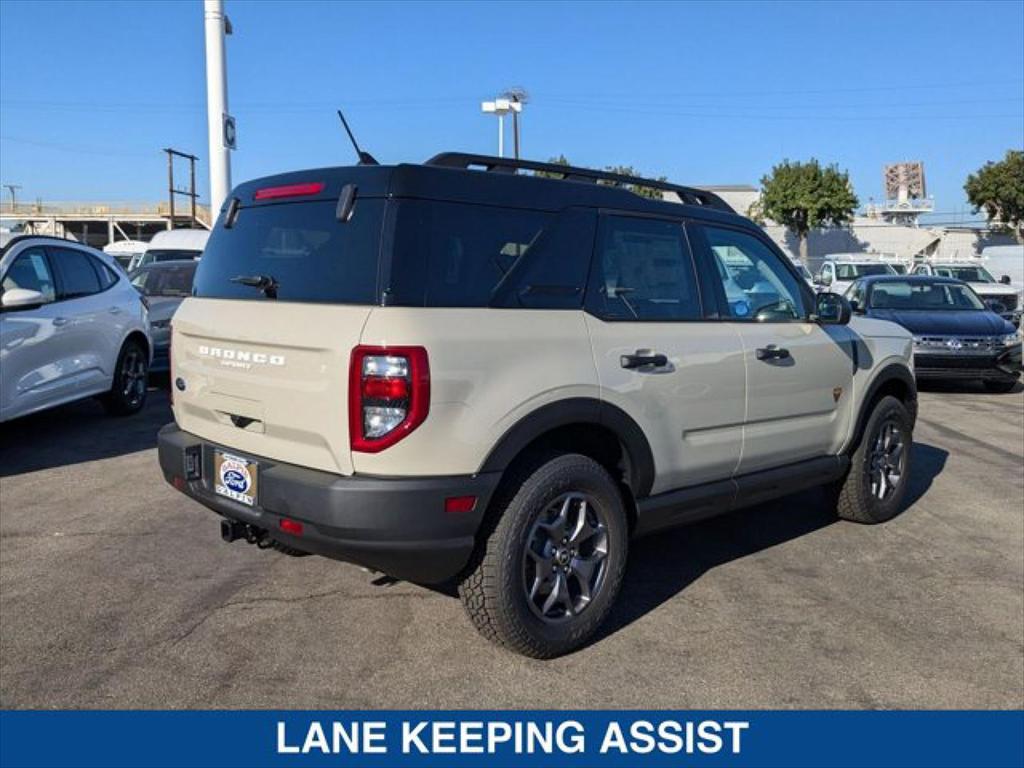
[349,346,429,453]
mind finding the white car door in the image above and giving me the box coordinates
[0,246,79,421]
[689,223,855,474]
[584,213,745,494]
[47,245,127,395]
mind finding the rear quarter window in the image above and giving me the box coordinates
[193,199,384,304]
[387,200,554,307]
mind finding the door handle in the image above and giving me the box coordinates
[620,350,669,369]
[756,344,791,361]
[108,306,122,315]
[53,317,70,327]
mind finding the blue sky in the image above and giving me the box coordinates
[1,0,1022,221]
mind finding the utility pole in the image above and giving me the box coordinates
[2,184,21,212]
[204,0,233,215]
[502,87,528,159]
[163,149,200,229]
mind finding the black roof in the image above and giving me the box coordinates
[226,152,748,227]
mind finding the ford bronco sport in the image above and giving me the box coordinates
[159,153,917,658]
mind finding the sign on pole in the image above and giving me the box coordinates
[222,114,237,151]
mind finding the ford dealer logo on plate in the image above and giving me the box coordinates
[215,453,257,506]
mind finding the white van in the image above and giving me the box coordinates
[128,229,209,272]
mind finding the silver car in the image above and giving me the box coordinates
[0,236,152,422]
[128,260,197,373]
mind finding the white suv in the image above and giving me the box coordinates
[1,236,152,422]
[159,154,917,657]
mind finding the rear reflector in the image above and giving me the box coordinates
[445,496,477,514]
[254,182,325,201]
[279,518,303,535]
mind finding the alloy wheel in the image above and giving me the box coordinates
[868,418,905,501]
[522,492,609,624]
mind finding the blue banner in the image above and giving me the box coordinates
[1,710,1021,768]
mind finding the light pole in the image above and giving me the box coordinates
[204,0,233,216]
[481,98,522,159]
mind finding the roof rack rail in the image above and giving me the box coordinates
[424,152,735,213]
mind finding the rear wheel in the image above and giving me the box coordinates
[835,395,912,524]
[983,378,1019,394]
[458,453,629,658]
[102,338,149,416]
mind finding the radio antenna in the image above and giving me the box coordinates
[337,109,379,166]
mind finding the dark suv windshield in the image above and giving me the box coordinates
[193,199,384,304]
[869,281,985,311]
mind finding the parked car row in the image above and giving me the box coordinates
[813,253,1023,327]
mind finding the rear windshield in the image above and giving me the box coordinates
[130,262,196,297]
[147,249,203,262]
[193,199,383,304]
[836,263,895,279]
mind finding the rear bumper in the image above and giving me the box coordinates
[157,423,500,583]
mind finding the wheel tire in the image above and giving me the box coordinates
[102,338,149,416]
[458,453,629,659]
[835,395,912,524]
[983,378,1019,394]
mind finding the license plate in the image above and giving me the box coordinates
[214,451,258,507]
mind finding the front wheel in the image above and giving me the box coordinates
[458,453,629,658]
[102,338,149,416]
[835,395,912,524]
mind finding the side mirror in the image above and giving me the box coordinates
[1000,275,1011,285]
[816,292,851,325]
[1,288,46,311]
[849,298,862,314]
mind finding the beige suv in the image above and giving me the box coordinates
[158,154,917,657]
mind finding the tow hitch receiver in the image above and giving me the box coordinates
[220,519,268,546]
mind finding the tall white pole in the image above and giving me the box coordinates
[204,0,231,216]
[497,114,504,158]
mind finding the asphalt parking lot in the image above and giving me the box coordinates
[1,383,1021,709]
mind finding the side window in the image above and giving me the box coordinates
[587,215,702,321]
[697,225,808,321]
[2,248,56,303]
[388,200,552,307]
[96,261,120,290]
[52,248,102,299]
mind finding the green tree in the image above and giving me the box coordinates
[536,157,666,199]
[758,159,859,267]
[965,150,1024,243]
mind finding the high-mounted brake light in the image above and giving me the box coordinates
[349,346,429,453]
[253,181,325,201]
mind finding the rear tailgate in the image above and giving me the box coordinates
[171,300,370,475]
[171,170,390,475]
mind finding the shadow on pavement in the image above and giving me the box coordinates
[0,388,171,478]
[598,440,949,642]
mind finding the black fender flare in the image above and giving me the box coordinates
[852,363,918,447]
[479,397,656,498]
